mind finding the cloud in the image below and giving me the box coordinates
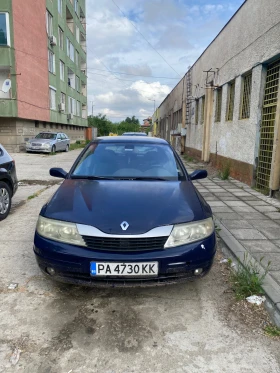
[86,0,245,121]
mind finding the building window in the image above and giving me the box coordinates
[74,0,79,14]
[0,13,10,46]
[240,73,252,119]
[226,80,235,121]
[76,76,80,92]
[61,92,66,104]
[58,27,64,50]
[60,60,65,81]
[46,11,53,37]
[76,101,81,116]
[201,96,205,124]
[49,87,56,110]
[68,68,75,88]
[66,38,75,61]
[195,100,199,125]
[215,88,222,122]
[75,50,79,66]
[68,97,76,115]
[48,50,55,74]
[58,0,63,15]
[76,26,80,43]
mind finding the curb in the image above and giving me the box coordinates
[215,216,280,328]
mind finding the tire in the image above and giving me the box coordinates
[51,145,56,154]
[0,182,12,221]
[65,144,69,152]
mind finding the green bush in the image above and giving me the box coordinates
[219,162,231,180]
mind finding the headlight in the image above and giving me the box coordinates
[164,218,214,248]
[43,143,51,148]
[36,216,86,246]
[26,142,30,146]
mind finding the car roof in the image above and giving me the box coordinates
[122,132,147,135]
[96,136,168,144]
[38,132,58,134]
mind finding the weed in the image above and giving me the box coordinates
[28,192,39,200]
[219,162,231,180]
[230,253,270,300]
[183,155,194,162]
[69,141,87,151]
[264,325,280,337]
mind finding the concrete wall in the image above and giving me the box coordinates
[0,118,86,152]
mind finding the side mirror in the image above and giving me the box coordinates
[190,169,208,181]
[50,168,67,179]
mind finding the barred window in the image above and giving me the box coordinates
[195,100,199,125]
[201,96,205,124]
[240,73,252,119]
[226,81,235,121]
[215,88,222,122]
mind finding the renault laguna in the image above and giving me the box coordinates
[34,137,216,286]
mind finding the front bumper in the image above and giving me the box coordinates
[26,147,52,153]
[34,232,216,287]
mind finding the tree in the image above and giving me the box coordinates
[88,114,115,136]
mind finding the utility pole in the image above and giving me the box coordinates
[91,101,94,117]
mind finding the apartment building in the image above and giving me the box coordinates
[156,0,280,194]
[0,0,88,152]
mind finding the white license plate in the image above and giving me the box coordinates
[32,147,40,150]
[90,262,158,277]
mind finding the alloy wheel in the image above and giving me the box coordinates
[0,187,10,215]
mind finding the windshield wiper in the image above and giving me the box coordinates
[71,175,115,180]
[119,177,168,181]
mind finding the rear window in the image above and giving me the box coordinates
[72,142,185,181]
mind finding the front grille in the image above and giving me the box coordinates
[32,143,42,147]
[82,236,168,251]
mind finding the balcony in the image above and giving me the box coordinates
[82,104,87,119]
[80,7,86,31]
[80,31,86,53]
[66,6,74,34]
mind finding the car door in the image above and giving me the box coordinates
[61,133,68,150]
[56,134,63,151]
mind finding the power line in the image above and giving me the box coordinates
[110,0,182,78]
[87,67,179,79]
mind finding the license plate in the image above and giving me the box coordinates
[32,147,40,150]
[90,262,158,277]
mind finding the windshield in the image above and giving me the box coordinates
[35,133,56,140]
[72,142,185,181]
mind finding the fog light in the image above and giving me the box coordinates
[194,268,203,276]
[46,267,55,276]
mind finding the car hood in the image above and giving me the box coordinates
[42,179,210,235]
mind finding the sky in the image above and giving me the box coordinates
[86,0,245,123]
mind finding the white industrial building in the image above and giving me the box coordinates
[155,0,280,193]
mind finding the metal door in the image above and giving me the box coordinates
[256,60,280,191]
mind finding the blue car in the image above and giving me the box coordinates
[34,136,216,287]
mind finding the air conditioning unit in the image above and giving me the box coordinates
[81,69,86,74]
[67,113,73,120]
[58,103,65,112]
[50,36,57,46]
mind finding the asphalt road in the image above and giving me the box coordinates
[0,152,279,373]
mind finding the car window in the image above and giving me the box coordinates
[72,142,185,181]
[57,134,62,140]
[35,133,57,140]
[61,134,66,140]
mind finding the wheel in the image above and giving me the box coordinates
[0,182,12,221]
[65,144,69,152]
[51,145,56,154]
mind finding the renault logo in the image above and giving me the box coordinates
[120,221,129,231]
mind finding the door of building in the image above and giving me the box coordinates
[256,60,280,192]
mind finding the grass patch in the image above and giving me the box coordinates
[69,140,90,151]
[264,325,280,337]
[28,192,40,200]
[218,162,231,180]
[230,253,270,300]
[183,155,194,162]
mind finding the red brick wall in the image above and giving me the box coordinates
[13,0,50,122]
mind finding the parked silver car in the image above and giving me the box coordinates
[26,132,70,153]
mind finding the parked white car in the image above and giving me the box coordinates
[26,132,70,153]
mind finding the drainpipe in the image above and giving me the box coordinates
[202,85,214,162]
